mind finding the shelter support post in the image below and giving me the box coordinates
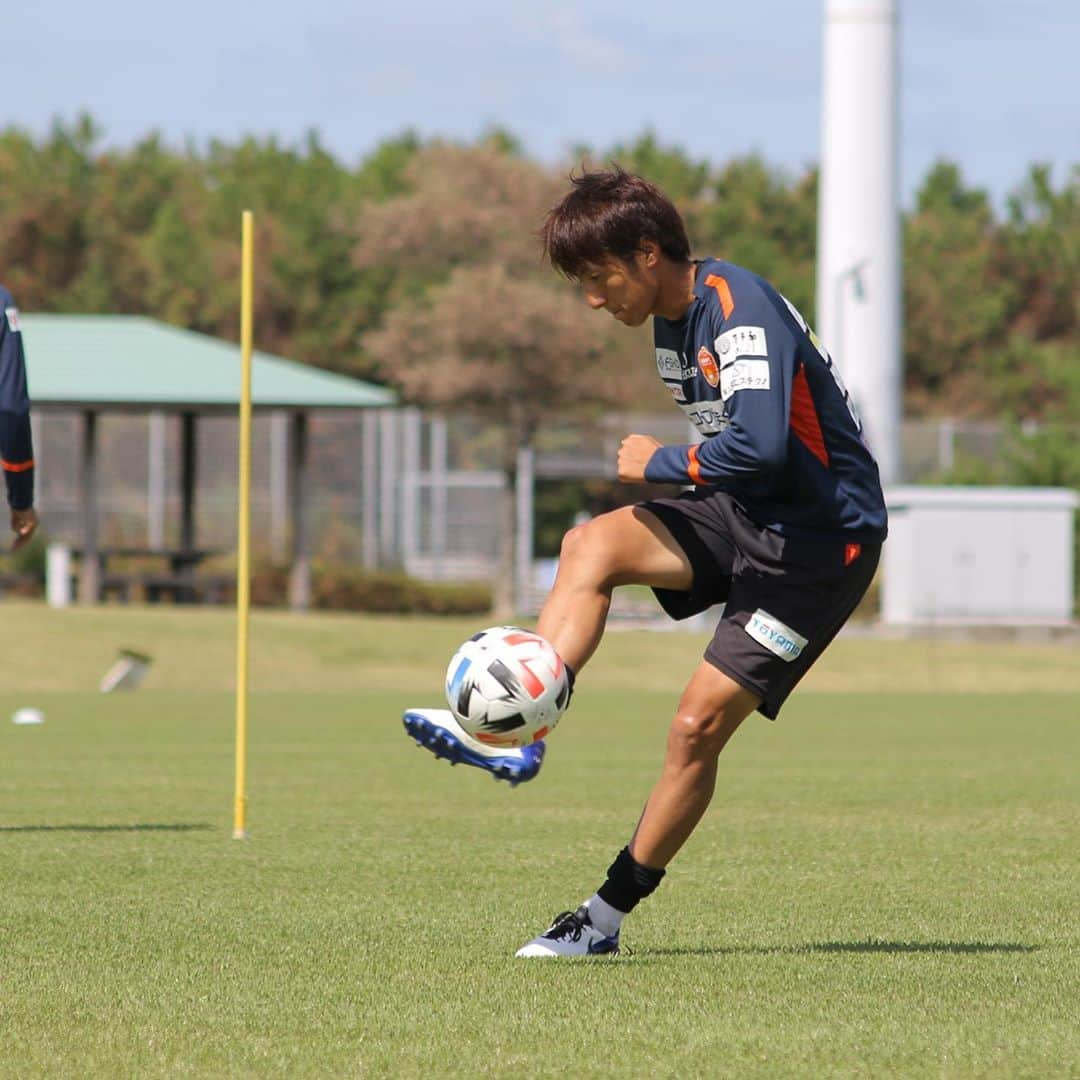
[270,410,289,562]
[180,411,197,555]
[361,411,378,570]
[288,411,311,611]
[148,410,167,548]
[78,410,100,604]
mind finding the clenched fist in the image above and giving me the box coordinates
[617,434,663,483]
[10,506,38,551]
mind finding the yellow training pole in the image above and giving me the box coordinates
[233,210,254,840]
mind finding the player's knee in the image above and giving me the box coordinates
[668,707,728,762]
[557,519,617,585]
[558,521,589,562]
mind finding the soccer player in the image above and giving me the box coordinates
[0,285,38,551]
[405,168,887,957]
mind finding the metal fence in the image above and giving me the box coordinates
[32,407,1024,590]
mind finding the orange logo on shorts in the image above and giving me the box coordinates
[697,346,720,387]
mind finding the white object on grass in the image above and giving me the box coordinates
[12,707,44,725]
[100,650,153,693]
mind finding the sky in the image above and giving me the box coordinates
[2,0,1077,207]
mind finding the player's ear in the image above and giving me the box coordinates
[638,240,661,268]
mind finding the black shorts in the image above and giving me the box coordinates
[641,489,881,719]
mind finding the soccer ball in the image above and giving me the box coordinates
[445,626,570,747]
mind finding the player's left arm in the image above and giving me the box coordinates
[0,294,38,548]
[635,287,798,486]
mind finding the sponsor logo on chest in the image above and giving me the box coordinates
[655,348,681,378]
[679,402,727,434]
[655,343,730,430]
[656,347,697,382]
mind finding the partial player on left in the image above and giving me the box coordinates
[0,284,38,550]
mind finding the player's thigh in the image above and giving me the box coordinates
[559,505,693,591]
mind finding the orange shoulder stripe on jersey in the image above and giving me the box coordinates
[789,365,829,468]
[704,274,735,319]
[687,444,703,485]
[1,458,34,473]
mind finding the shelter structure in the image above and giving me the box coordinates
[22,314,395,608]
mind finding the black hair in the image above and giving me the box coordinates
[540,166,691,279]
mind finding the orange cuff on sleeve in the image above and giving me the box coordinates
[687,445,703,485]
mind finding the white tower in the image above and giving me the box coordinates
[816,0,903,483]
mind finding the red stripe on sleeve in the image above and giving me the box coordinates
[789,366,829,468]
[1,458,34,473]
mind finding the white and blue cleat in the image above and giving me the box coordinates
[402,708,545,787]
[515,906,621,958]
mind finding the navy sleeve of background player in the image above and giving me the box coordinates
[644,282,797,486]
[0,289,35,510]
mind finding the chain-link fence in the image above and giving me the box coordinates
[29,407,1042,587]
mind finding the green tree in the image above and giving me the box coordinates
[598,131,710,202]
[355,131,422,201]
[694,156,818,314]
[1001,163,1079,343]
[901,160,1016,413]
[64,134,206,316]
[0,115,99,307]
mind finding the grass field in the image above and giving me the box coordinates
[1,604,1077,1078]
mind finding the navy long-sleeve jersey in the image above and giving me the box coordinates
[645,259,887,542]
[0,285,35,510]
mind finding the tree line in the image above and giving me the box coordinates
[1,116,1076,484]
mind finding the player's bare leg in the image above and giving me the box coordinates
[630,663,759,867]
[517,664,758,956]
[536,506,691,673]
[404,510,681,788]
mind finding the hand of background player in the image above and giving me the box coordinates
[10,507,39,551]
[617,434,663,483]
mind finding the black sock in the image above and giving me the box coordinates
[596,846,665,914]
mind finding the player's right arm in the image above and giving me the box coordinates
[644,275,798,487]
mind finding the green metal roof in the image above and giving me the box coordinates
[20,314,395,411]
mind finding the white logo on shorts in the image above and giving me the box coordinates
[744,609,808,662]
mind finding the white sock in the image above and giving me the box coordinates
[584,894,626,937]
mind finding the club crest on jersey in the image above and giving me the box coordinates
[697,346,720,387]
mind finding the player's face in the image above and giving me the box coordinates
[577,252,658,327]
